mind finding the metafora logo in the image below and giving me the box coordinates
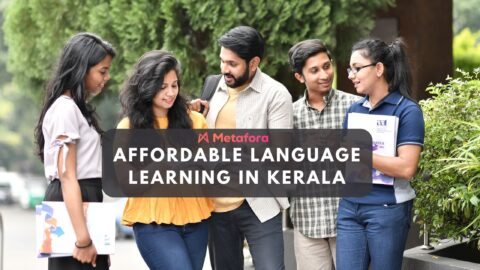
[197,132,269,144]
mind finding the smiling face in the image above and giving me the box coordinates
[295,52,334,95]
[220,47,257,89]
[348,50,379,96]
[84,55,113,96]
[152,69,179,117]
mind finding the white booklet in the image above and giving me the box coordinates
[347,112,399,185]
[36,201,115,258]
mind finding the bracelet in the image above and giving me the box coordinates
[75,239,92,248]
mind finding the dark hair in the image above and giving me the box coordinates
[119,50,192,129]
[352,38,412,98]
[288,39,332,74]
[218,26,265,62]
[34,32,116,161]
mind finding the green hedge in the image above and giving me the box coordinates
[414,70,480,243]
[453,28,480,75]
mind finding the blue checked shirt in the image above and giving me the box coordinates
[290,89,360,238]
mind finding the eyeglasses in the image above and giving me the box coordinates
[347,63,377,76]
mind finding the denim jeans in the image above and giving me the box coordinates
[336,199,413,270]
[133,219,209,270]
[208,201,285,270]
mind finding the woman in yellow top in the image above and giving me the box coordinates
[117,50,214,270]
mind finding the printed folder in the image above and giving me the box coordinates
[348,112,399,185]
[36,201,115,257]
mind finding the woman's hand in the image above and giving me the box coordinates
[72,241,98,267]
[57,139,98,266]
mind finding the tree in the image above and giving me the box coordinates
[3,0,394,98]
[0,82,43,173]
[0,0,11,85]
[0,0,42,173]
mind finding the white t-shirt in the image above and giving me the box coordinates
[42,96,102,180]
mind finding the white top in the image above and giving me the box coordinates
[42,96,102,180]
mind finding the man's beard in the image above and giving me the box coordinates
[224,67,250,88]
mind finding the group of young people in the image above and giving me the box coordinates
[35,25,424,270]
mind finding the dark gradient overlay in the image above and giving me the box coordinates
[102,129,372,197]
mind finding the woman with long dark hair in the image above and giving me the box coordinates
[336,38,425,270]
[118,50,213,270]
[35,32,116,269]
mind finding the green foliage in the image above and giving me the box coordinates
[440,120,480,242]
[414,70,480,242]
[1,0,394,174]
[453,0,480,34]
[3,0,91,100]
[0,7,10,85]
[3,0,394,97]
[0,82,43,173]
[453,28,480,75]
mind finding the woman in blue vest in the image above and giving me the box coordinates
[336,38,425,270]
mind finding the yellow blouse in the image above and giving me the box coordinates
[118,111,214,226]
